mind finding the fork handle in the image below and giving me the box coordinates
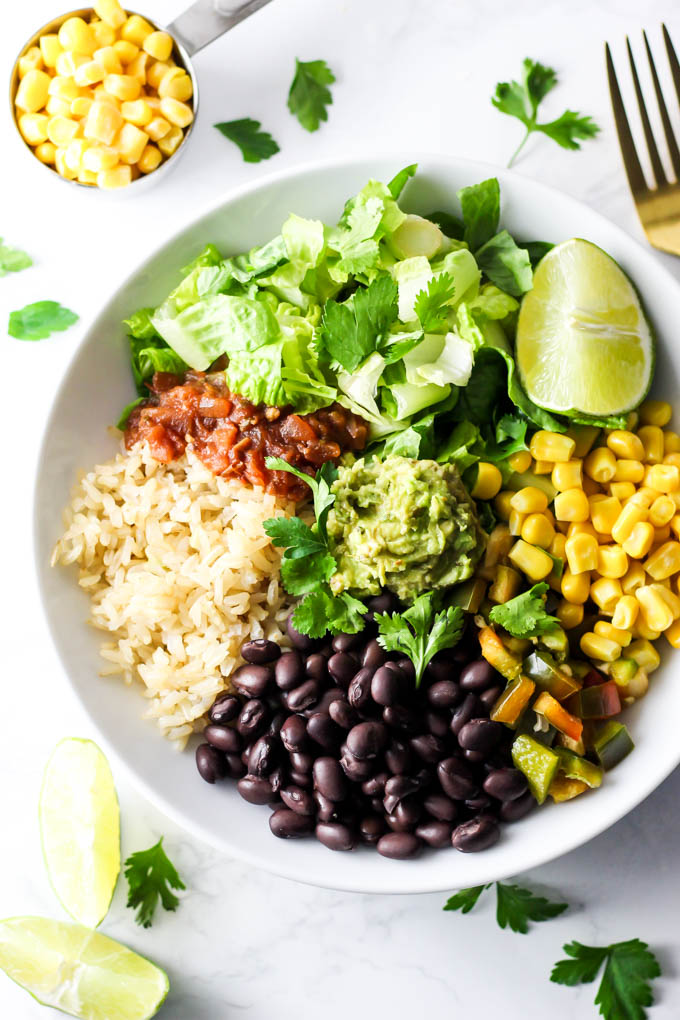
[167,0,274,57]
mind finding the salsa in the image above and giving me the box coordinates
[124,372,368,500]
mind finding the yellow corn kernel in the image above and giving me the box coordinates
[554,488,590,522]
[90,20,116,49]
[628,638,661,671]
[638,425,665,464]
[610,481,636,502]
[15,68,51,113]
[116,122,149,164]
[143,30,174,62]
[54,52,84,78]
[46,115,80,147]
[664,454,680,471]
[47,77,80,102]
[532,459,553,475]
[651,525,672,549]
[582,475,601,496]
[81,144,118,172]
[555,520,570,535]
[77,164,96,184]
[121,14,154,46]
[646,464,680,493]
[34,140,56,163]
[508,539,554,581]
[653,583,680,620]
[580,632,621,663]
[590,577,623,614]
[564,532,599,573]
[561,568,591,605]
[530,430,575,463]
[622,561,646,594]
[622,521,655,559]
[137,143,162,173]
[588,496,621,536]
[557,600,583,630]
[19,46,44,77]
[58,17,96,56]
[665,617,680,648]
[649,495,675,528]
[127,52,149,84]
[159,96,193,128]
[607,429,645,460]
[597,544,629,579]
[104,73,141,102]
[509,486,548,515]
[113,40,139,64]
[507,450,531,473]
[63,137,88,172]
[551,460,583,492]
[644,540,680,580]
[611,502,647,544]
[671,514,680,540]
[54,146,76,179]
[494,490,513,522]
[636,585,674,632]
[508,508,526,537]
[97,164,132,189]
[569,425,600,458]
[640,399,672,427]
[145,61,172,91]
[71,96,93,118]
[93,46,122,75]
[584,447,617,483]
[121,99,152,126]
[612,459,645,483]
[612,595,639,630]
[520,513,555,549]
[92,85,120,106]
[566,522,595,540]
[144,115,171,142]
[84,100,123,145]
[470,463,502,501]
[664,430,680,454]
[94,0,127,28]
[628,488,655,509]
[160,70,193,102]
[157,124,183,156]
[594,620,632,646]
[18,112,49,145]
[74,60,106,87]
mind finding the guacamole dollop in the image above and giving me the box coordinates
[327,455,486,602]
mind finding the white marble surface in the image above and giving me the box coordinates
[2,0,680,1016]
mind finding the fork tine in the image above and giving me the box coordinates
[644,29,680,180]
[606,43,648,194]
[626,37,667,187]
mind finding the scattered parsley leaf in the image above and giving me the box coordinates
[288,58,335,132]
[124,837,186,928]
[376,592,464,686]
[0,238,32,276]
[387,163,418,199]
[551,939,661,1020]
[488,582,560,638]
[492,57,600,166]
[214,118,280,163]
[443,885,490,914]
[293,589,366,637]
[496,883,567,934]
[8,300,78,341]
[321,276,398,371]
[413,273,456,331]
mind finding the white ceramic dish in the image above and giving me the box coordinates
[34,154,680,894]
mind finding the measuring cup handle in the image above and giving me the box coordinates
[167,0,274,57]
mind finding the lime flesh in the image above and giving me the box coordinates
[39,739,120,929]
[0,917,168,1020]
[516,238,654,416]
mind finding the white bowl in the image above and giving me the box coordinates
[34,154,680,894]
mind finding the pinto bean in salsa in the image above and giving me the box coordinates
[124,372,369,499]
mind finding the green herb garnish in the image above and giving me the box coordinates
[413,273,456,332]
[0,238,32,276]
[489,582,560,638]
[8,300,78,341]
[321,275,398,371]
[551,939,661,1020]
[287,58,335,132]
[375,592,464,686]
[444,881,568,933]
[124,837,186,928]
[214,118,280,162]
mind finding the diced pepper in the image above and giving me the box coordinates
[533,691,583,743]
[549,776,590,802]
[538,624,569,660]
[564,681,622,720]
[556,749,603,788]
[449,578,486,613]
[609,657,638,687]
[511,734,560,804]
[556,731,586,756]
[490,676,536,727]
[479,627,522,681]
[523,651,582,701]
[488,564,522,604]
[592,721,635,770]
[503,635,532,657]
[582,668,608,687]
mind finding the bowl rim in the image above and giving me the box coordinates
[33,150,680,893]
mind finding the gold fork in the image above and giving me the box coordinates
[606,25,680,255]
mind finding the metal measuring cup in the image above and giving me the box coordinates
[9,0,274,191]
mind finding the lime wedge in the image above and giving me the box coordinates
[516,238,654,416]
[40,739,120,929]
[0,917,168,1020]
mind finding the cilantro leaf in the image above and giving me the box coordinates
[8,300,78,341]
[475,230,533,296]
[287,58,335,132]
[124,837,186,928]
[0,238,32,276]
[551,939,661,1020]
[281,552,337,595]
[492,58,599,166]
[413,273,456,331]
[488,582,560,638]
[321,276,398,371]
[265,457,337,541]
[376,592,464,686]
[263,516,327,559]
[214,118,280,163]
[443,885,490,914]
[387,163,418,199]
[293,589,366,637]
[458,178,500,251]
[496,883,567,934]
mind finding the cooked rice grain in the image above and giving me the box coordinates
[52,443,296,748]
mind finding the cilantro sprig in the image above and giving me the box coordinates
[551,939,661,1020]
[321,275,399,371]
[124,837,186,928]
[288,58,336,132]
[488,581,560,639]
[8,300,78,341]
[375,592,464,686]
[413,273,456,332]
[492,58,600,166]
[444,881,567,934]
[214,118,280,163]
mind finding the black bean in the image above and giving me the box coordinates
[458,719,505,754]
[289,769,313,789]
[314,791,338,822]
[359,814,386,844]
[313,757,347,801]
[394,658,415,684]
[424,658,455,685]
[275,651,304,691]
[361,638,388,671]
[437,757,478,800]
[231,664,273,699]
[328,652,358,688]
[451,815,500,852]
[410,733,447,763]
[287,612,317,651]
[316,822,357,851]
[332,632,364,653]
[427,680,461,710]
[450,693,483,737]
[386,797,421,832]
[281,785,315,816]
[284,680,319,712]
[416,819,452,848]
[414,766,434,789]
[500,791,535,823]
[224,753,247,779]
[204,724,242,755]
[424,710,449,738]
[371,664,405,707]
[306,713,343,751]
[383,704,419,733]
[329,699,359,729]
[280,714,308,753]
[270,808,314,839]
[237,776,273,805]
[370,795,384,813]
[267,712,286,738]
[377,832,422,859]
[463,749,486,764]
[545,590,559,613]
[241,639,281,665]
[312,687,345,716]
[483,768,529,802]
[362,772,389,797]
[367,592,400,615]
[269,767,284,795]
[459,659,496,693]
[339,746,375,781]
[385,738,413,775]
[305,653,328,682]
[196,744,227,783]
[348,668,373,710]
[465,794,495,814]
[248,735,277,776]
[236,701,269,742]
[347,721,388,760]
[289,750,313,774]
[383,774,421,813]
[209,693,241,725]
[480,686,503,711]
[423,793,457,822]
